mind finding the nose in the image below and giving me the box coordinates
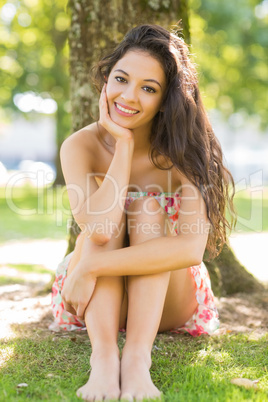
[121,84,138,104]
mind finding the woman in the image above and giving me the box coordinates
[51,24,235,401]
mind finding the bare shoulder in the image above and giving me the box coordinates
[175,169,197,189]
[60,122,102,170]
[61,122,99,153]
[59,123,101,216]
[176,170,208,220]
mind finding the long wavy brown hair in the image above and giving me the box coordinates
[93,24,236,259]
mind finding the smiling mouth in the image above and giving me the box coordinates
[115,102,139,115]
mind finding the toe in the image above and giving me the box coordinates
[94,393,104,402]
[104,392,120,401]
[76,388,93,401]
[76,388,83,399]
[120,392,133,401]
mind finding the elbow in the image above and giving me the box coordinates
[187,239,205,267]
[88,232,112,246]
[191,254,203,267]
[75,217,112,246]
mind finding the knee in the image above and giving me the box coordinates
[127,196,165,223]
[127,197,167,242]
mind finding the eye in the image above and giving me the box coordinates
[143,86,156,94]
[115,76,127,83]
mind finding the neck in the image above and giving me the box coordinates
[97,121,152,156]
[131,124,151,156]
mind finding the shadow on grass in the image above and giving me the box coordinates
[1,318,268,401]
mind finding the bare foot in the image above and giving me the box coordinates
[77,348,120,401]
[120,348,162,401]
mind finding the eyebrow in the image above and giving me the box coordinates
[114,69,162,89]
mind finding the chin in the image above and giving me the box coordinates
[110,113,137,129]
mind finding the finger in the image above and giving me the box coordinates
[99,95,110,125]
[77,303,87,321]
[63,301,77,316]
[100,83,106,97]
[101,86,108,107]
[99,85,108,111]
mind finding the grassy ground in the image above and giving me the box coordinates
[0,185,268,401]
[0,185,71,243]
[230,188,268,233]
[1,330,267,401]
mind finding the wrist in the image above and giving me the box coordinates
[79,255,100,278]
[115,137,134,151]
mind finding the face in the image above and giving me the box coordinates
[106,50,166,132]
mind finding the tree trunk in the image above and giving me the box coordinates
[68,0,190,133]
[66,0,190,253]
[53,103,67,186]
[205,244,263,296]
[66,0,264,295]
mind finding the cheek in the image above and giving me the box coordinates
[144,97,162,115]
[105,87,114,105]
[106,80,119,99]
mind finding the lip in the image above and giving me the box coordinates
[116,102,139,112]
[114,102,140,117]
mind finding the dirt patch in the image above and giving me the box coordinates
[0,279,267,340]
[215,291,268,336]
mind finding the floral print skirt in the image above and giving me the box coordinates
[51,192,219,336]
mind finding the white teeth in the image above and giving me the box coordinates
[116,103,138,114]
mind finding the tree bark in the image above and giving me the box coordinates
[66,0,264,295]
[205,244,263,296]
[66,0,190,254]
[68,0,190,133]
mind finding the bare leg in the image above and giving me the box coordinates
[73,216,128,401]
[77,276,124,401]
[121,197,198,401]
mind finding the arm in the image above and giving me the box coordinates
[79,177,210,277]
[62,171,209,318]
[61,137,133,245]
[60,84,134,245]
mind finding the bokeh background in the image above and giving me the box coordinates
[1,3,268,399]
[0,0,268,283]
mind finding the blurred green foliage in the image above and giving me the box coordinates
[0,0,69,115]
[0,0,71,162]
[0,0,267,131]
[190,0,268,129]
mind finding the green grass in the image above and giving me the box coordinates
[231,189,268,233]
[0,263,53,286]
[0,332,267,401]
[0,185,72,243]
[0,276,28,286]
[2,263,53,275]
[1,186,267,401]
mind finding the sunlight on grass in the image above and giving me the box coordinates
[0,263,53,287]
[0,345,15,368]
[228,188,268,233]
[0,185,72,243]
[4,263,52,274]
[0,329,267,401]
[0,276,27,286]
